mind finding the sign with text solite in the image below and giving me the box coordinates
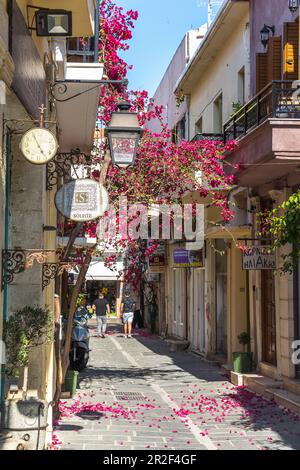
[55,179,109,222]
[242,246,276,270]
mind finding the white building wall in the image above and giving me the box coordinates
[189,12,250,138]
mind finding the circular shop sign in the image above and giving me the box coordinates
[20,128,58,165]
[55,179,109,222]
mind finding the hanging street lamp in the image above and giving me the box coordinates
[260,24,275,49]
[288,0,299,14]
[105,101,144,169]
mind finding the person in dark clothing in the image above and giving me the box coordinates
[120,291,136,338]
[93,293,110,338]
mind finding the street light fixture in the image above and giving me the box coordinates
[105,102,144,169]
[260,24,275,49]
[35,9,72,37]
[288,0,299,13]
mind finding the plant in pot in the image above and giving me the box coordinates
[232,332,253,374]
[2,306,53,450]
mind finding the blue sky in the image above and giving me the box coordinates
[116,0,221,97]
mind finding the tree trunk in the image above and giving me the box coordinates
[61,252,92,382]
[53,295,63,413]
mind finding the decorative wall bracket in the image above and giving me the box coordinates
[42,262,77,290]
[2,249,53,290]
[46,149,92,190]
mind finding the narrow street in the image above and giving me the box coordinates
[54,321,300,451]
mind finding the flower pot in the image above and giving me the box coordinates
[232,352,253,373]
[63,370,79,397]
[1,398,48,450]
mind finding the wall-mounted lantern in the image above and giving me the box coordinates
[260,24,275,49]
[288,0,299,14]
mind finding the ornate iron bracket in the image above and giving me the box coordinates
[50,79,129,103]
[42,262,76,290]
[2,249,53,290]
[46,149,92,190]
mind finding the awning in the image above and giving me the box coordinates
[85,261,124,281]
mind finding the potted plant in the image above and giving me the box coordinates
[232,332,253,373]
[1,306,53,450]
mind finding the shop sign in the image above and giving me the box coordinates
[55,179,109,222]
[148,241,166,273]
[242,246,276,270]
[173,249,204,268]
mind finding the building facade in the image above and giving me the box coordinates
[0,0,101,448]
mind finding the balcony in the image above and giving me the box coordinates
[224,81,300,188]
[52,34,103,154]
[224,81,300,142]
[192,133,224,142]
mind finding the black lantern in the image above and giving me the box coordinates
[260,24,275,48]
[105,102,144,169]
[289,0,299,13]
[35,9,72,37]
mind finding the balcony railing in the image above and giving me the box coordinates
[224,81,300,142]
[192,133,224,142]
[67,37,95,63]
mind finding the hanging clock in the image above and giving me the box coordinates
[20,127,58,165]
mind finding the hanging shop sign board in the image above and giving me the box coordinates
[242,246,276,270]
[55,179,109,222]
[20,128,58,165]
[173,249,204,268]
[147,241,167,273]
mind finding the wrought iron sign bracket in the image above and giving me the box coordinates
[46,149,92,190]
[42,262,76,290]
[2,249,54,290]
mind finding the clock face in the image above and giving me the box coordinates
[20,128,58,165]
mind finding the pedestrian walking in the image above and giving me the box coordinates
[93,292,110,338]
[120,291,136,338]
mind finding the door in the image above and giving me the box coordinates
[215,240,227,355]
[295,260,300,377]
[173,269,186,339]
[261,269,277,366]
[190,269,205,352]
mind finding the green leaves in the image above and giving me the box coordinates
[261,190,300,273]
[4,306,54,376]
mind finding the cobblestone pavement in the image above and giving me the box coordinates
[54,321,300,451]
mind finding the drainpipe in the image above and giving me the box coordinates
[1,132,11,402]
[186,94,191,142]
[94,0,100,63]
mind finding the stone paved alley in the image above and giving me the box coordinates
[54,322,300,451]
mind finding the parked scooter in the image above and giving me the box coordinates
[69,309,91,371]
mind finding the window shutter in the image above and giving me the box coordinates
[267,36,282,82]
[283,21,299,81]
[256,53,268,93]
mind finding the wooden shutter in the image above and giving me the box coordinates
[256,53,268,93]
[267,36,282,82]
[283,21,299,80]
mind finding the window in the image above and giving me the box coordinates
[195,116,203,135]
[213,94,223,134]
[238,67,245,105]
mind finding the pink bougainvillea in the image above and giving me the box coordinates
[79,0,236,291]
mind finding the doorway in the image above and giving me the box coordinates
[261,269,277,366]
[190,269,205,352]
[215,240,227,355]
[173,269,187,339]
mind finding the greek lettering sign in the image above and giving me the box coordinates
[242,246,276,270]
[173,249,204,268]
[55,179,109,222]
